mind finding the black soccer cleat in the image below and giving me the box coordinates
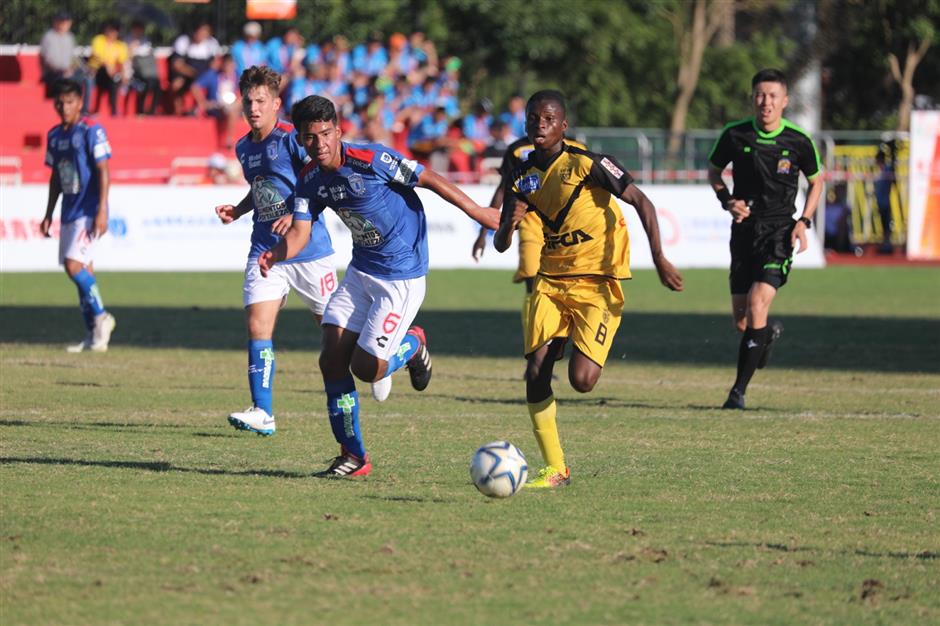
[722,388,746,410]
[757,320,784,369]
[405,326,432,391]
[317,448,372,478]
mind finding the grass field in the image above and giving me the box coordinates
[1,267,938,625]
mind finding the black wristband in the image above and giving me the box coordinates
[798,216,812,228]
[716,188,732,207]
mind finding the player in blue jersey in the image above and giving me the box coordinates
[40,78,116,353]
[259,95,500,477]
[214,66,339,436]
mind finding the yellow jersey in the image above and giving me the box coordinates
[506,142,633,280]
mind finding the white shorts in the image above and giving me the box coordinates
[322,265,426,362]
[59,217,97,265]
[243,255,338,315]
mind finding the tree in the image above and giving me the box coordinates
[881,1,938,131]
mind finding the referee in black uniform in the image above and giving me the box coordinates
[707,68,825,409]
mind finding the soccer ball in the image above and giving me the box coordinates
[470,441,528,498]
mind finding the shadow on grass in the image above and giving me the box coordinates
[0,455,312,479]
[704,540,939,560]
[1,305,938,373]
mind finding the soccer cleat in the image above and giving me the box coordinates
[524,465,571,489]
[405,326,432,391]
[228,406,276,436]
[722,388,746,410]
[66,333,93,353]
[90,312,116,352]
[757,320,784,369]
[371,376,392,402]
[317,448,372,477]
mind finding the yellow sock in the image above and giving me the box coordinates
[521,292,532,345]
[528,396,565,470]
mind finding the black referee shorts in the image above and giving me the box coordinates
[729,218,795,294]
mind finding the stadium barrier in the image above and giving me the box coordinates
[0,184,825,272]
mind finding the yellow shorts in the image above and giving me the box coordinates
[512,212,544,283]
[525,275,624,367]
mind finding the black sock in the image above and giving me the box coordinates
[733,326,770,394]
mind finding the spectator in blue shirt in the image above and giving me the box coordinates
[231,22,267,78]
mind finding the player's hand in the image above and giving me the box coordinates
[653,255,684,292]
[39,217,53,238]
[471,228,487,261]
[271,214,293,236]
[791,221,808,254]
[215,204,238,224]
[258,250,275,278]
[725,199,750,223]
[472,206,501,231]
[92,212,108,239]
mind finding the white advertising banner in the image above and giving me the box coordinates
[0,184,824,271]
[907,111,940,260]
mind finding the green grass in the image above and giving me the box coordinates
[1,268,938,625]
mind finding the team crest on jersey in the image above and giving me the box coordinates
[600,157,624,179]
[559,166,573,182]
[335,208,383,247]
[252,176,288,222]
[347,173,366,196]
[516,174,541,193]
[266,142,278,161]
[776,157,792,174]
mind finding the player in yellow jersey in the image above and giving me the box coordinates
[494,90,683,488]
[472,136,587,346]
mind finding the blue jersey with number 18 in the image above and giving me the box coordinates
[293,142,427,280]
[235,121,333,264]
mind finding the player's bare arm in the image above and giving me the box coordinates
[417,168,499,230]
[215,192,252,224]
[620,183,684,292]
[493,192,527,253]
[41,168,62,238]
[708,165,750,223]
[472,184,504,260]
[791,174,825,253]
[258,216,311,277]
[93,159,110,238]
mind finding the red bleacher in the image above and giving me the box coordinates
[0,50,245,184]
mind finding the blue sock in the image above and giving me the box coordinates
[247,339,275,415]
[325,375,365,458]
[71,269,105,328]
[385,333,420,375]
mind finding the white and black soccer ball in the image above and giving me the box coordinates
[470,441,528,498]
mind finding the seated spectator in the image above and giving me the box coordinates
[87,19,129,116]
[387,32,411,76]
[169,22,221,115]
[462,99,493,153]
[408,106,452,172]
[408,32,438,75]
[266,26,306,78]
[231,21,267,78]
[125,20,162,116]
[40,12,86,111]
[323,35,352,75]
[191,54,240,149]
[203,153,241,184]
[323,62,351,109]
[287,62,327,110]
[482,120,513,159]
[352,33,388,77]
[499,94,526,140]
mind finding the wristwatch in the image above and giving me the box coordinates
[798,216,812,228]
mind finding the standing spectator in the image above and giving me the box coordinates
[462,99,493,153]
[191,55,241,149]
[39,12,85,109]
[169,22,220,115]
[87,20,129,116]
[352,34,388,77]
[323,35,352,75]
[499,94,526,140]
[874,151,895,254]
[125,20,162,116]
[231,21,267,79]
[266,26,306,77]
[408,106,452,172]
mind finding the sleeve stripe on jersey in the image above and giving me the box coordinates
[276,121,294,132]
[346,147,375,164]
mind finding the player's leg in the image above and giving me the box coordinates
[566,276,623,394]
[514,213,542,346]
[61,218,114,353]
[228,261,289,434]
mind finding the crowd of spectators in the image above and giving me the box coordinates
[38,13,530,177]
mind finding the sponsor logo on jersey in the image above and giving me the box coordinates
[516,174,541,193]
[72,133,83,149]
[776,157,792,174]
[329,185,348,201]
[248,154,263,169]
[303,167,320,183]
[346,156,372,170]
[316,185,329,199]
[266,142,278,160]
[56,139,70,151]
[335,208,383,247]
[600,157,624,179]
[347,173,366,196]
[544,229,594,250]
[393,158,418,184]
[252,176,289,222]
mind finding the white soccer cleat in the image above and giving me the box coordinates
[90,313,116,352]
[371,376,392,402]
[228,406,276,436]
[66,333,93,353]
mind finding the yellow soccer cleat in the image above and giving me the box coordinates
[524,465,571,489]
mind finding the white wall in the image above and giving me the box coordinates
[0,184,824,271]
